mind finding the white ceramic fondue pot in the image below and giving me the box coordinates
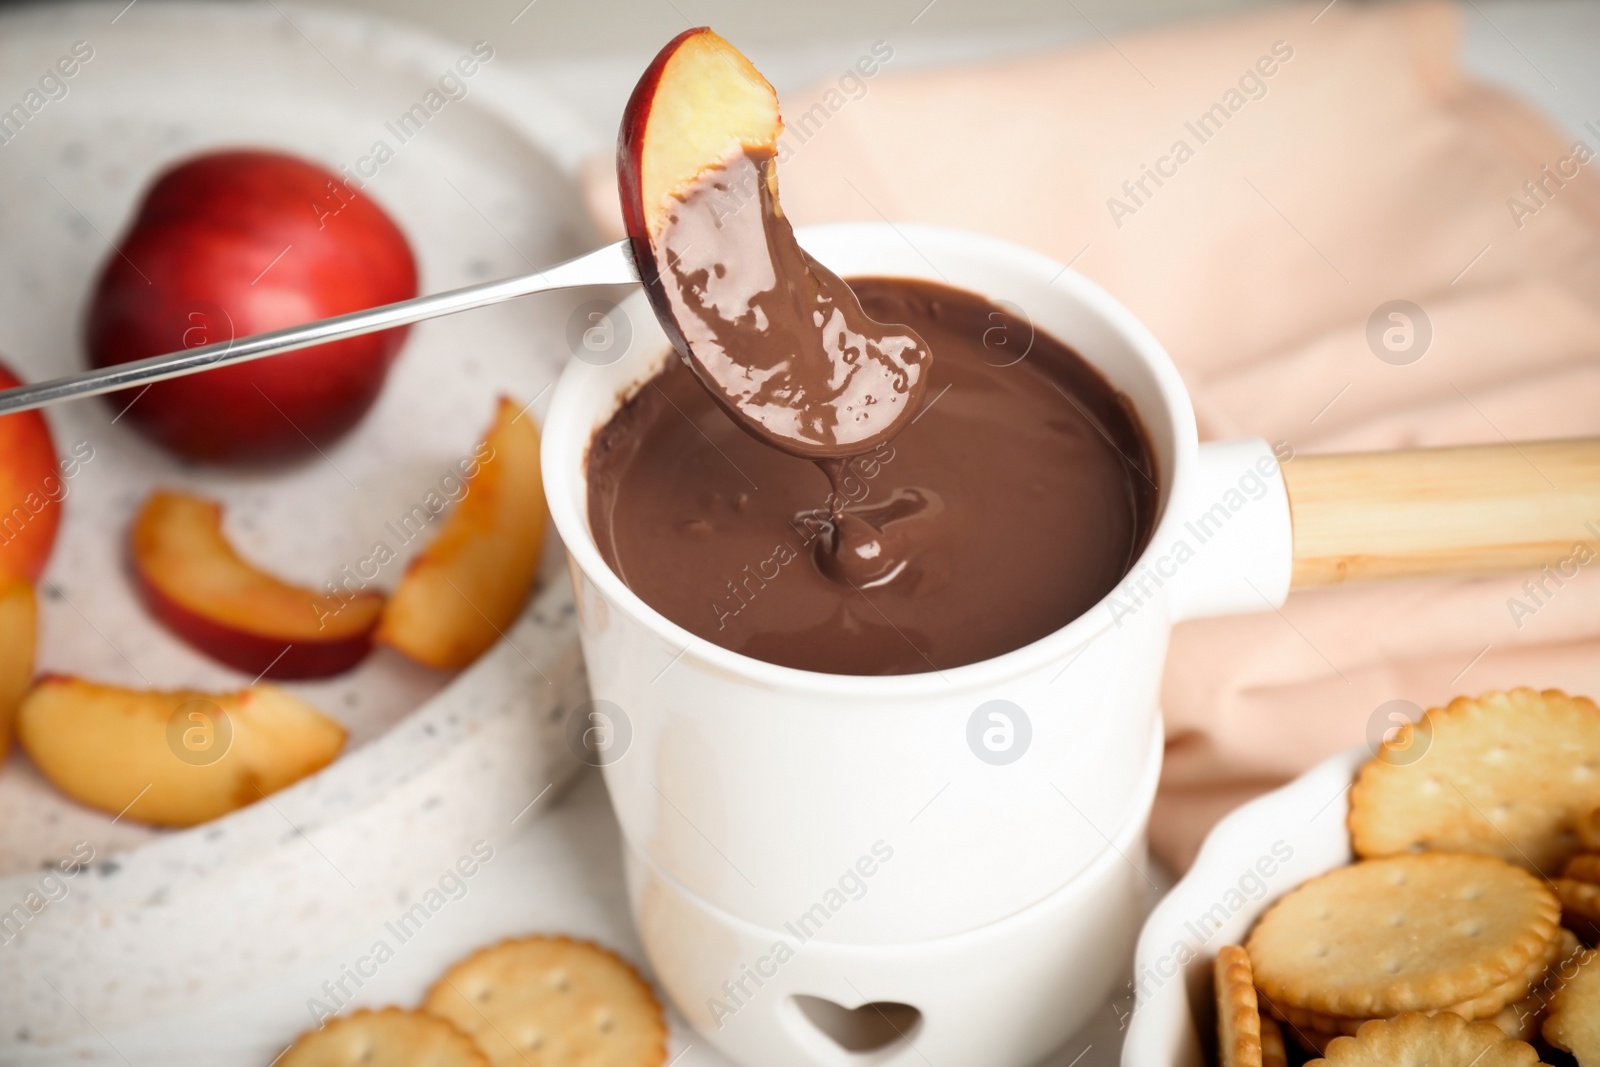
[543,222,1600,1066]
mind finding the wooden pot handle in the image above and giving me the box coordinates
[1282,439,1600,587]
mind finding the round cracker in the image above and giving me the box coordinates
[424,935,667,1067]
[1215,945,1263,1067]
[1555,877,1600,943]
[1544,948,1600,1065]
[1445,924,1571,1019]
[1566,853,1600,884]
[1259,1015,1288,1067]
[1287,1024,1337,1056]
[1349,688,1600,877]
[1264,925,1570,1037]
[1488,991,1545,1043]
[1510,928,1583,1009]
[1491,928,1583,1043]
[1262,995,1347,1036]
[1308,1012,1541,1066]
[1557,877,1600,919]
[1579,807,1600,852]
[278,1008,487,1067]
[1246,853,1560,1018]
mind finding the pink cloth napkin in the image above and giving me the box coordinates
[582,0,1600,871]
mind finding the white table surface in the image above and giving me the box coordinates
[7,2,1595,1064]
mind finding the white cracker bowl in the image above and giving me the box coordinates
[1122,747,1368,1066]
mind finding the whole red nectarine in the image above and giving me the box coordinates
[86,150,418,463]
[0,360,63,582]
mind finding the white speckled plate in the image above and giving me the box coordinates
[0,1,603,1057]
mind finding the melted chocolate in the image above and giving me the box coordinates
[587,278,1157,676]
[641,149,931,460]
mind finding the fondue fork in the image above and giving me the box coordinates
[0,241,639,416]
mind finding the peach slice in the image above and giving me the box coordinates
[618,28,781,244]
[131,490,384,679]
[16,677,345,827]
[0,579,36,763]
[618,29,930,458]
[376,397,545,670]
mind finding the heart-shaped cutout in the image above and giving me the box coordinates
[792,995,923,1053]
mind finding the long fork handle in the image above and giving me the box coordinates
[0,240,639,417]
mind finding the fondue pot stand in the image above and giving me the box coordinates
[543,223,1600,1066]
